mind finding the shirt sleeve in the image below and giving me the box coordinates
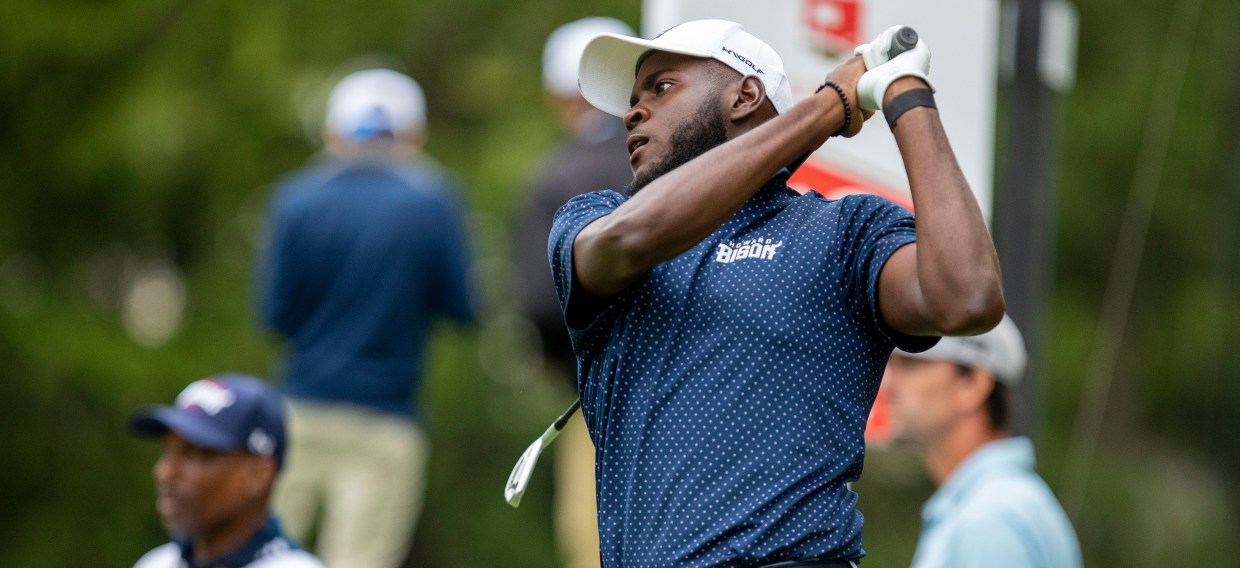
[256,187,303,336]
[839,194,939,353]
[427,186,479,325]
[250,550,327,568]
[547,190,627,333]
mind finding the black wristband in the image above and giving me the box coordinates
[883,88,936,129]
[815,80,851,137]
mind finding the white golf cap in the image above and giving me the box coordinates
[578,19,793,118]
[325,68,426,140]
[543,17,636,99]
[894,315,1028,386]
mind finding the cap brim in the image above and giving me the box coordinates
[130,406,240,452]
[892,343,1020,386]
[578,33,713,118]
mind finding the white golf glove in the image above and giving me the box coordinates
[855,28,935,111]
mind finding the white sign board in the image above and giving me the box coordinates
[642,0,998,217]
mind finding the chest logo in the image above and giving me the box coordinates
[715,238,783,264]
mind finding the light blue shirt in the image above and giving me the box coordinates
[912,437,1082,568]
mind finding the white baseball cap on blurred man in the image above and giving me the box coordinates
[542,17,635,100]
[540,17,636,134]
[894,314,1027,386]
[323,68,427,159]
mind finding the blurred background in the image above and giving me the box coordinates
[1,0,1238,566]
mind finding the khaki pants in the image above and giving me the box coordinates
[274,400,429,568]
[555,412,600,568]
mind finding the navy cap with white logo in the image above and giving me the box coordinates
[130,373,287,469]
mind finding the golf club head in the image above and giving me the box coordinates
[504,436,546,507]
[504,400,579,508]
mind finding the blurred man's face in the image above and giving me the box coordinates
[153,433,264,538]
[883,356,970,446]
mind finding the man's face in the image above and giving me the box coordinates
[883,356,971,446]
[625,51,730,192]
[153,432,266,538]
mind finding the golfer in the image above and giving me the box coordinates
[549,20,1004,567]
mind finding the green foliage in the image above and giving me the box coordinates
[1043,0,1240,564]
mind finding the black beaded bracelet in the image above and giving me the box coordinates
[883,88,936,130]
[815,80,851,137]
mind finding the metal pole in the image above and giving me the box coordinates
[996,0,1053,438]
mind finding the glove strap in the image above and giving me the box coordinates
[884,88,936,129]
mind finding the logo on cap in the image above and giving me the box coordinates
[248,428,275,456]
[176,379,236,416]
[721,46,765,75]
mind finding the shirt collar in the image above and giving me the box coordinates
[176,516,290,568]
[922,436,1036,524]
[749,168,795,202]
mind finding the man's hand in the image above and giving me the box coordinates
[854,25,919,70]
[820,24,929,137]
[857,38,934,111]
[820,55,872,138]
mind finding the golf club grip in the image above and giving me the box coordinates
[888,26,919,59]
[552,399,581,431]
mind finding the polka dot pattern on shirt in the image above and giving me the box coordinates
[549,174,937,567]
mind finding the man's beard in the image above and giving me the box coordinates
[629,100,729,193]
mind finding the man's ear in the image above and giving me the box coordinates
[244,457,279,498]
[956,368,995,414]
[728,75,769,122]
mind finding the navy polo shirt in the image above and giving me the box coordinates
[257,158,476,419]
[549,173,937,567]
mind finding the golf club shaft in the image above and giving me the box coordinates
[552,398,581,430]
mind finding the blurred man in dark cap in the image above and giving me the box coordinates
[885,316,1082,567]
[130,373,323,568]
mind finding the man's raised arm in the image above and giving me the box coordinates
[868,45,1005,336]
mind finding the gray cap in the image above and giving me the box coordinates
[894,315,1028,386]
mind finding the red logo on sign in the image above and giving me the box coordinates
[804,0,863,56]
[788,158,913,211]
